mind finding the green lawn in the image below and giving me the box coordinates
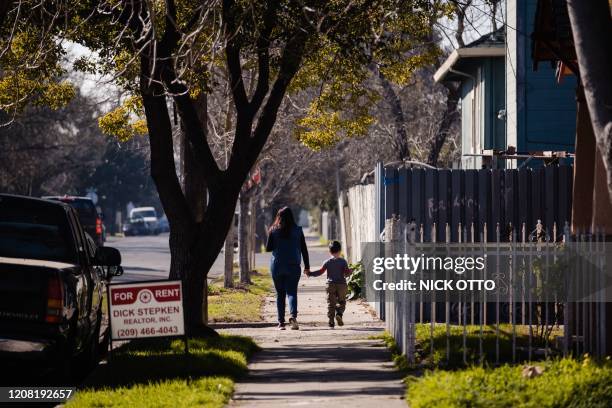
[413,323,562,368]
[208,268,273,322]
[67,335,259,408]
[406,357,612,408]
[376,325,612,407]
[376,323,563,371]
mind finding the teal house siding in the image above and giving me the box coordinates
[448,47,506,169]
[519,0,576,152]
[484,58,507,151]
[456,57,507,169]
[434,0,577,169]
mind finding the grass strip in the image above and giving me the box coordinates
[66,335,259,408]
[406,357,612,408]
[208,268,272,322]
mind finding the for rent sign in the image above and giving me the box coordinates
[108,280,185,340]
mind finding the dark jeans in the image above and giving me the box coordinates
[272,270,301,323]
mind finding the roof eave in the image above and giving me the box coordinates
[434,47,505,83]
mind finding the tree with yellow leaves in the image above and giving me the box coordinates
[2,0,451,334]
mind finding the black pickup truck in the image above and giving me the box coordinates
[0,194,123,378]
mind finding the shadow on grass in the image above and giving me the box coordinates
[81,334,260,390]
[375,323,563,372]
[413,323,562,368]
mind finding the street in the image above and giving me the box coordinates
[106,232,330,283]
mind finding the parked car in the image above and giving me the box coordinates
[43,196,105,247]
[128,206,159,235]
[122,214,151,236]
[0,194,123,378]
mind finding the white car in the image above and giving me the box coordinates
[128,206,160,235]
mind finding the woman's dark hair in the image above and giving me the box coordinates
[270,206,296,237]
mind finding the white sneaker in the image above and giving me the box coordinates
[289,317,299,330]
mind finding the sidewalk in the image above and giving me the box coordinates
[220,245,406,408]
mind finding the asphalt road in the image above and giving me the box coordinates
[106,232,330,283]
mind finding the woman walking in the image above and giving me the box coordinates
[266,207,310,330]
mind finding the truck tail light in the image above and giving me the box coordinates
[96,217,103,236]
[46,272,64,323]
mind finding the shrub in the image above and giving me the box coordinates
[347,262,364,300]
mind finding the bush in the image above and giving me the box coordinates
[347,262,364,300]
[406,357,612,408]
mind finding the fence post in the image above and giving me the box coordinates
[495,222,500,365]
[471,222,475,325]
[419,224,424,323]
[563,221,571,357]
[405,220,417,362]
[430,222,437,360]
[383,216,401,347]
[511,225,517,363]
[445,223,451,364]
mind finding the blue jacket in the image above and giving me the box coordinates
[266,226,310,274]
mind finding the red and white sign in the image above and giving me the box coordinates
[108,280,185,340]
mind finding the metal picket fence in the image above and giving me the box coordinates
[380,217,608,367]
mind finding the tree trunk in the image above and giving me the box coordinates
[222,85,235,289]
[238,193,252,284]
[140,59,217,335]
[427,83,460,166]
[180,94,208,225]
[376,69,411,161]
[223,218,235,288]
[135,9,306,334]
[188,186,240,334]
[173,93,209,325]
[249,197,256,272]
[566,0,612,202]
[168,230,205,328]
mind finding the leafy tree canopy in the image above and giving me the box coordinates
[1,0,451,149]
[60,0,450,151]
[1,0,454,331]
[0,1,78,117]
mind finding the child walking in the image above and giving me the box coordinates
[306,241,351,328]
